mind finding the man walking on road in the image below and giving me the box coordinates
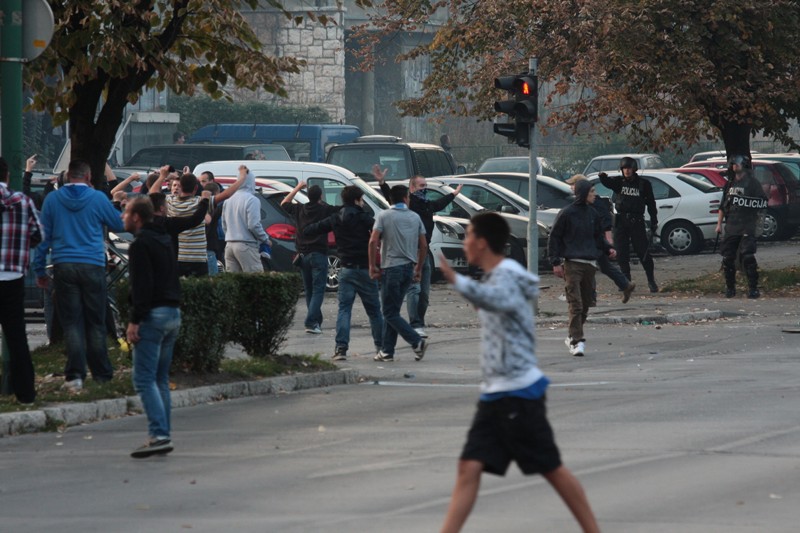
[548,180,616,357]
[222,165,271,273]
[374,166,463,338]
[369,185,428,362]
[599,157,659,292]
[438,212,600,533]
[123,197,182,458]
[304,185,383,361]
[716,154,768,298]
[34,160,124,391]
[0,157,43,404]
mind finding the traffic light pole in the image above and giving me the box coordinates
[526,58,538,278]
[1,0,25,395]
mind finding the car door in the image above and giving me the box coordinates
[641,175,680,224]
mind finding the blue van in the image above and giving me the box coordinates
[187,124,361,163]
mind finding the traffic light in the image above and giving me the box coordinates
[492,72,538,147]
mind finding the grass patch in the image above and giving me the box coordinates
[0,343,336,413]
[663,266,800,295]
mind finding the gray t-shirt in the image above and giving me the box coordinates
[374,205,426,268]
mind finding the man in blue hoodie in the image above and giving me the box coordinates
[34,160,125,392]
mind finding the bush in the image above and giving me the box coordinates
[225,272,302,358]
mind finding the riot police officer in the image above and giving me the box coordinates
[715,154,768,298]
[599,157,659,292]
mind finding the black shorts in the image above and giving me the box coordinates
[460,396,562,476]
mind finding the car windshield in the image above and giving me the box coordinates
[675,173,721,192]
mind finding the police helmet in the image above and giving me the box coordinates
[619,156,638,172]
[728,154,752,170]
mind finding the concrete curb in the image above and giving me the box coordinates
[0,369,359,438]
[428,310,729,329]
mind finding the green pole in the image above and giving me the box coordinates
[1,0,25,395]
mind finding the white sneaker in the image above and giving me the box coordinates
[415,328,428,338]
[305,325,322,334]
[62,378,83,392]
[569,341,586,357]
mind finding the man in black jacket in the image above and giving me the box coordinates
[373,166,463,337]
[548,181,616,357]
[303,186,383,361]
[599,157,659,292]
[282,182,341,334]
[124,197,182,459]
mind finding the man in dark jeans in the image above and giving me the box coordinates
[369,185,429,362]
[303,186,383,361]
[373,166,463,338]
[282,182,340,334]
[34,160,125,392]
[0,157,43,404]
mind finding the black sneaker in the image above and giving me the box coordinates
[622,282,636,304]
[332,347,347,361]
[373,351,394,362]
[131,438,173,459]
[748,288,760,299]
[648,280,659,293]
[725,287,736,298]
[413,339,428,361]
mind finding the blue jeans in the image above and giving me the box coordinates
[132,307,181,439]
[380,263,422,355]
[301,252,328,328]
[207,250,219,276]
[597,254,629,291]
[406,254,432,328]
[53,263,113,382]
[335,267,383,351]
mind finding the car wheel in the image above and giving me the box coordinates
[326,255,341,291]
[508,238,527,267]
[661,221,700,255]
[759,209,782,241]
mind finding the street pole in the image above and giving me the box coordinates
[526,58,538,313]
[1,0,25,395]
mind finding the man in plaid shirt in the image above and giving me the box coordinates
[0,157,43,404]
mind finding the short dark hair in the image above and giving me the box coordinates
[201,171,215,182]
[340,185,363,205]
[149,192,166,213]
[390,184,409,205]
[67,160,91,182]
[470,212,509,255]
[127,196,154,224]
[203,182,221,195]
[145,172,159,189]
[0,157,8,181]
[307,184,322,203]
[173,131,185,142]
[179,173,198,194]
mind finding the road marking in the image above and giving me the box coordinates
[368,381,611,388]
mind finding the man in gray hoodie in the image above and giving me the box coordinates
[438,212,600,533]
[221,165,270,272]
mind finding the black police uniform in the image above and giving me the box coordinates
[599,171,658,290]
[719,169,767,297]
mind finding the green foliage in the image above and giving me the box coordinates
[225,272,302,358]
[664,267,800,294]
[169,95,331,137]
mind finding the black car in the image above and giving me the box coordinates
[120,143,291,174]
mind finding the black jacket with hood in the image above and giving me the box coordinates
[283,201,341,255]
[548,180,612,266]
[302,203,374,267]
[128,222,181,324]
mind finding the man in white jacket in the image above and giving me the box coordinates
[221,165,270,272]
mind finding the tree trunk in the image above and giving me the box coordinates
[718,119,752,159]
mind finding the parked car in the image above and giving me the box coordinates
[589,171,722,255]
[583,153,665,176]
[476,156,560,178]
[121,143,291,175]
[465,172,573,207]
[687,150,761,164]
[326,135,459,180]
[198,161,469,288]
[673,167,727,187]
[681,159,800,240]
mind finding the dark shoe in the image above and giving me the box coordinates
[131,438,173,459]
[413,339,428,361]
[648,280,659,293]
[748,288,760,299]
[332,347,347,361]
[725,287,736,298]
[622,282,636,304]
[373,351,394,362]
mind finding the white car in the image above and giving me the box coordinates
[583,153,666,177]
[589,171,723,255]
[193,160,468,287]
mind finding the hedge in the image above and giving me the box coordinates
[116,272,301,373]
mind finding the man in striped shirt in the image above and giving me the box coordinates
[0,157,44,403]
[149,165,245,276]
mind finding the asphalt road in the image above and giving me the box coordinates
[5,239,800,532]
